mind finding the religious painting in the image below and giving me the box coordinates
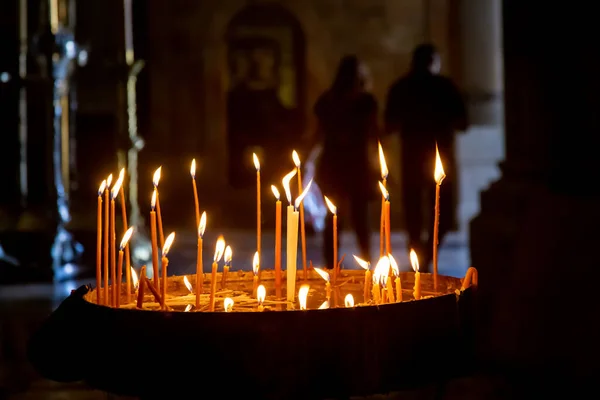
[226,4,306,188]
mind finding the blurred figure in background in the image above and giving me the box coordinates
[384,44,468,271]
[312,55,379,269]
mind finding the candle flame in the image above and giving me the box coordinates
[252,251,260,275]
[298,285,310,310]
[119,227,134,250]
[190,159,196,178]
[151,189,157,210]
[162,232,176,255]
[111,173,123,199]
[323,196,337,215]
[374,256,390,284]
[224,297,234,312]
[131,267,139,290]
[214,236,225,262]
[389,254,400,277]
[257,284,266,304]
[353,255,370,271]
[292,150,301,167]
[98,180,106,196]
[253,153,260,171]
[294,179,313,210]
[224,245,232,264]
[344,294,355,308]
[107,173,113,187]
[118,167,125,183]
[281,169,297,204]
[271,185,280,201]
[184,304,192,312]
[318,301,330,309]
[410,249,420,272]
[378,181,389,201]
[378,141,389,180]
[183,275,193,293]
[313,267,330,282]
[434,144,446,185]
[198,211,207,238]
[153,167,161,187]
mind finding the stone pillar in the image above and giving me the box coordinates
[470,0,600,381]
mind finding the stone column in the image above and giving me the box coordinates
[470,0,600,381]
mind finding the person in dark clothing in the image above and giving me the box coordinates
[384,44,468,271]
[313,55,379,269]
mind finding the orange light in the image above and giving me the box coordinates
[111,173,123,199]
[257,284,266,305]
[224,246,232,265]
[434,144,446,185]
[292,150,301,167]
[224,297,234,312]
[253,153,260,171]
[389,254,400,277]
[378,181,389,201]
[252,251,260,275]
[313,267,330,283]
[153,167,161,187]
[298,285,310,310]
[271,185,280,201]
[151,189,157,210]
[190,159,196,179]
[119,227,134,250]
[214,236,225,262]
[353,255,370,271]
[344,294,355,308]
[378,141,389,180]
[198,211,207,238]
[324,196,337,215]
[410,249,420,272]
[98,180,107,196]
[106,173,113,187]
[162,232,175,255]
[131,267,139,290]
[373,256,390,284]
[281,169,297,204]
[294,179,313,210]
[183,276,193,293]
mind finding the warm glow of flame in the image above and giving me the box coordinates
[378,141,389,179]
[410,249,420,272]
[153,167,161,187]
[353,255,370,271]
[323,196,337,215]
[253,153,260,171]
[344,294,355,308]
[378,181,389,201]
[214,236,226,262]
[184,304,192,312]
[118,168,125,183]
[107,174,113,187]
[162,232,175,255]
[190,159,196,178]
[183,275,193,293]
[318,301,329,309]
[389,254,399,277]
[252,251,260,275]
[271,185,280,201]
[198,211,207,238]
[281,169,297,204]
[257,284,266,304]
[298,285,310,310]
[111,173,123,199]
[131,267,139,289]
[224,297,234,312]
[224,246,232,264]
[434,144,446,184]
[98,180,106,196]
[373,256,390,283]
[119,227,134,250]
[151,189,157,209]
[294,179,313,210]
[313,267,330,282]
[292,150,301,167]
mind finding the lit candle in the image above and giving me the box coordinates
[298,284,310,310]
[433,144,446,292]
[318,301,330,309]
[271,185,282,298]
[190,159,200,229]
[253,153,261,263]
[410,249,421,300]
[153,167,165,249]
[313,267,331,303]
[96,180,106,305]
[389,254,402,302]
[210,236,225,312]
[257,284,266,311]
[373,256,390,305]
[117,168,132,306]
[196,211,206,308]
[224,297,234,312]
[324,196,338,283]
[183,276,193,294]
[378,181,391,255]
[222,245,232,290]
[110,177,123,307]
[161,232,175,310]
[252,251,260,297]
[136,265,146,309]
[378,142,389,258]
[292,150,308,281]
[385,275,395,303]
[131,266,139,299]
[117,227,134,308]
[150,190,160,291]
[282,169,297,301]
[184,304,192,312]
[344,294,355,308]
[353,255,371,304]
[103,174,112,305]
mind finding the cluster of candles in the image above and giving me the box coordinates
[94,142,447,311]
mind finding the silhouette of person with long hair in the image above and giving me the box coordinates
[384,44,468,271]
[313,55,378,269]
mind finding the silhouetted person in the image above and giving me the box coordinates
[313,55,378,269]
[384,44,467,271]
